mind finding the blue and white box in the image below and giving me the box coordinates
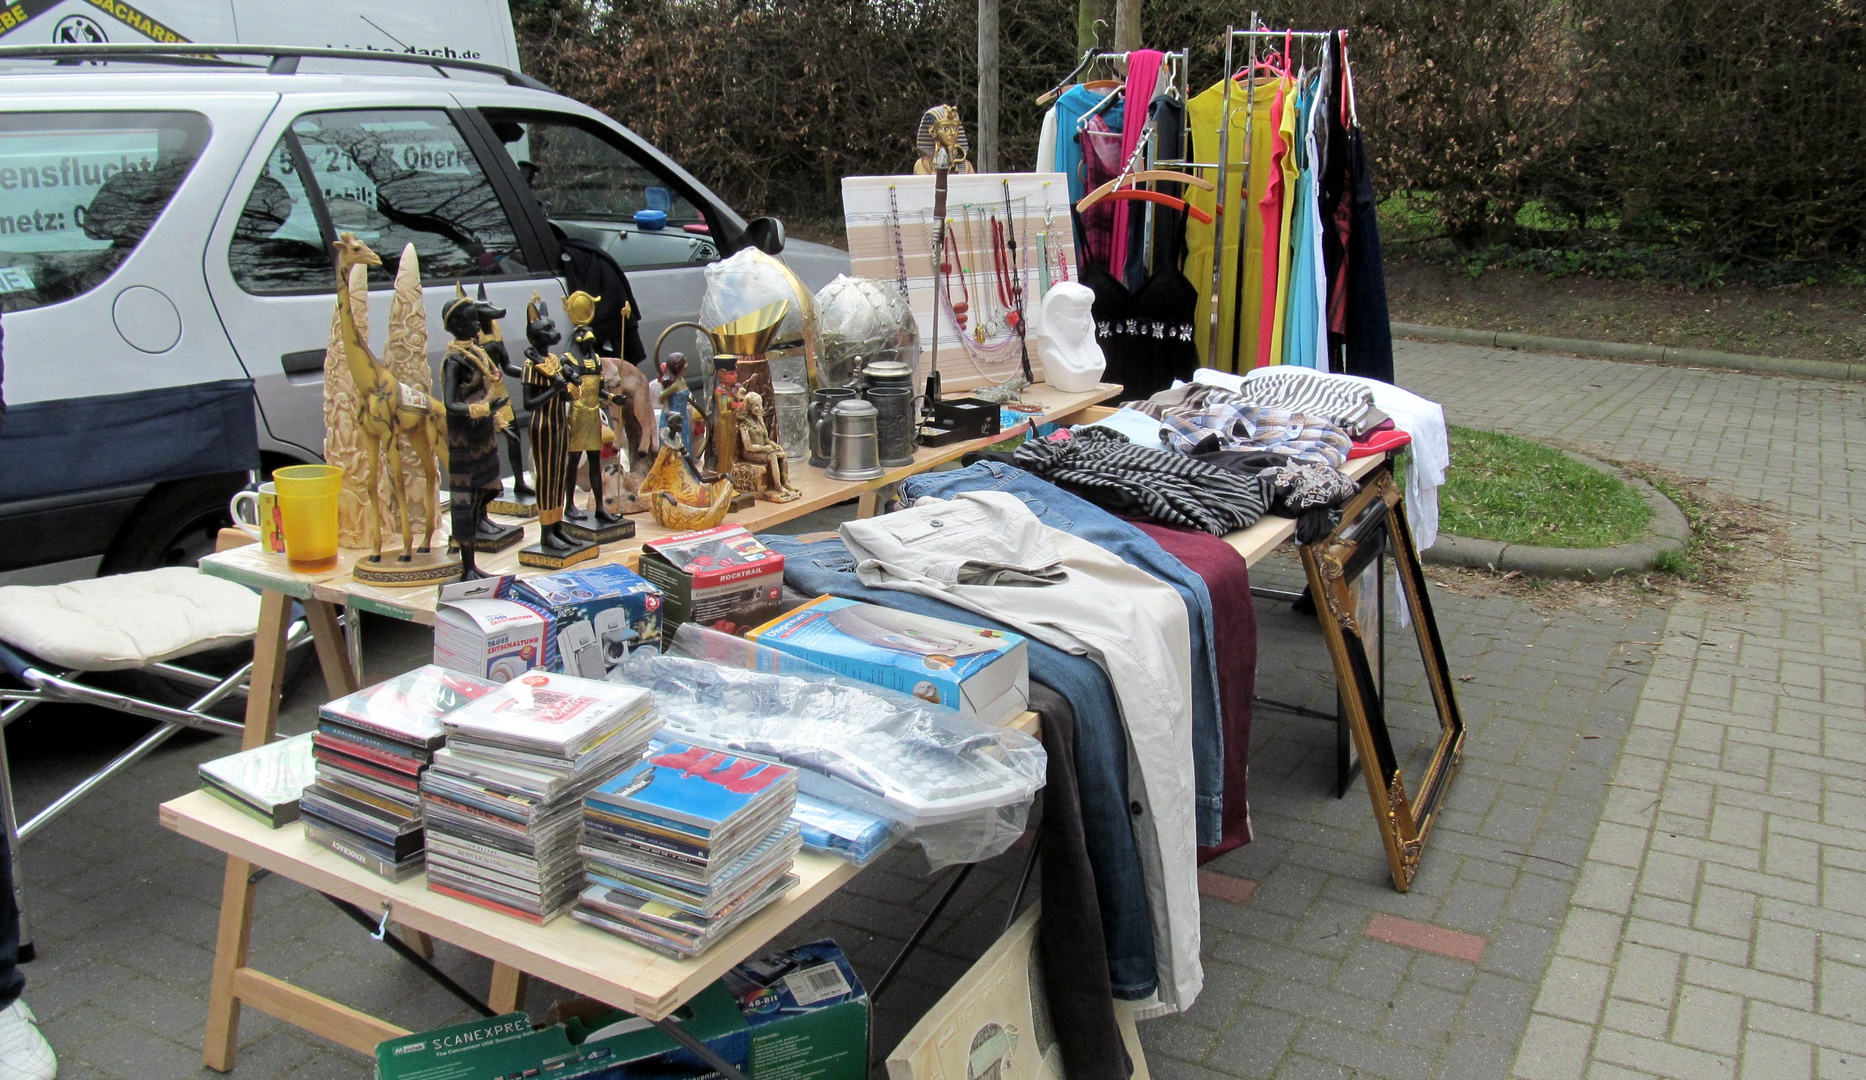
[514,563,663,680]
[749,596,1029,727]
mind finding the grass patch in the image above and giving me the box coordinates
[1440,427,1650,548]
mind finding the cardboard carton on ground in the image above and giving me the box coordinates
[749,596,1030,727]
[374,940,867,1080]
[514,563,664,679]
[885,906,1147,1080]
[637,525,786,638]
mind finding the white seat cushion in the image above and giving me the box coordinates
[0,567,262,672]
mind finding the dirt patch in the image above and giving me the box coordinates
[1386,251,1866,365]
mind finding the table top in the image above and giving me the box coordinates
[160,789,866,1021]
[200,382,1121,623]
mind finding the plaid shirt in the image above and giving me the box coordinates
[1155,401,1352,467]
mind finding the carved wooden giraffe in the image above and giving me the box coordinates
[330,233,448,562]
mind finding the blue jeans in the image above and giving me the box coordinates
[899,462,1227,845]
[760,533,1160,1000]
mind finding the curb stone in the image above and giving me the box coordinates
[1391,321,1865,381]
[1422,450,1690,580]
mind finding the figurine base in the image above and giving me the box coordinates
[353,550,463,588]
[473,521,527,553]
[488,484,541,520]
[517,536,601,569]
[730,492,757,513]
[561,517,636,544]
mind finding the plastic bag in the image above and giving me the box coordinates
[610,625,1045,869]
[700,248,820,388]
[814,274,920,389]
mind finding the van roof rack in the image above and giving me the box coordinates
[0,43,553,92]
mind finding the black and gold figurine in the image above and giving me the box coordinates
[468,283,537,519]
[441,294,521,580]
[516,294,599,568]
[560,289,634,544]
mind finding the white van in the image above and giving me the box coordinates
[0,32,847,583]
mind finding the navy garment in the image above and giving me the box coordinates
[1,827,21,1008]
[760,533,1159,1002]
[899,461,1227,846]
[1342,126,1395,383]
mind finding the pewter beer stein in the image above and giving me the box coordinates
[825,399,884,480]
[865,386,921,468]
[808,387,857,469]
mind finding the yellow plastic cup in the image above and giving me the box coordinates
[273,464,342,572]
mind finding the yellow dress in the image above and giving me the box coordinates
[1186,77,1282,372]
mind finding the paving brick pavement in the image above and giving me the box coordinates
[1391,341,1866,1080]
[3,339,1853,1079]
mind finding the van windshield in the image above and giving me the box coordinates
[0,111,210,313]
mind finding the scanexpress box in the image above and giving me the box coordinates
[749,596,1029,727]
[637,524,786,638]
[513,564,664,680]
[374,941,867,1080]
[433,597,553,682]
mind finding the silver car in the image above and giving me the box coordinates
[0,45,848,582]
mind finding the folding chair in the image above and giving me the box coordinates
[0,566,311,955]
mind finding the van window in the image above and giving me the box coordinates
[288,109,530,283]
[482,111,719,271]
[227,137,330,293]
[0,111,209,313]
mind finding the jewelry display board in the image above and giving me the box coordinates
[842,173,1079,393]
[1299,465,1466,891]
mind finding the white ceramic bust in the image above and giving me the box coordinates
[1035,282,1105,392]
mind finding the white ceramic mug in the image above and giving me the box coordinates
[228,483,287,555]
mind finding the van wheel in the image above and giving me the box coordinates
[99,475,315,711]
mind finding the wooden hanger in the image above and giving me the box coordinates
[1077,169,1216,209]
[1078,188,1214,225]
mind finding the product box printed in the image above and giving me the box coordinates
[432,593,553,682]
[513,563,663,680]
[749,596,1029,726]
[374,941,867,1080]
[637,525,785,638]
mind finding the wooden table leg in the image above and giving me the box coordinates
[303,599,359,698]
[206,590,295,1069]
[401,927,435,960]
[857,488,881,518]
[489,963,530,1013]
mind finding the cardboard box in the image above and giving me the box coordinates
[374,941,867,1080]
[749,597,1029,727]
[433,597,552,682]
[637,525,786,638]
[513,564,663,680]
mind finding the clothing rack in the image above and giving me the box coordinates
[1208,22,1346,367]
[1058,47,1192,280]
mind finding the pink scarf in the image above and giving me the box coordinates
[1108,48,1165,277]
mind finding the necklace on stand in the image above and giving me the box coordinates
[941,225,971,332]
[887,184,910,301]
[926,208,1023,375]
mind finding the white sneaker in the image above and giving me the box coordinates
[0,1000,56,1080]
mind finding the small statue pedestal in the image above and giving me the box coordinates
[517,535,600,570]
[730,492,757,513]
[561,516,636,544]
[475,520,527,553]
[353,548,462,588]
[489,479,540,520]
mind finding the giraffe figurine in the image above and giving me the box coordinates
[330,233,449,565]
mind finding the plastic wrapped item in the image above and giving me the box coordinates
[700,248,820,386]
[610,625,1044,869]
[813,275,920,389]
[791,792,894,866]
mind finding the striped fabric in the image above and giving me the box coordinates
[1014,427,1275,535]
[1239,366,1381,434]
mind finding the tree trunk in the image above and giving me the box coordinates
[1113,0,1141,51]
[1077,0,1110,53]
[977,0,999,172]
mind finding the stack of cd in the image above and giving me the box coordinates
[421,672,659,923]
[575,741,801,957]
[302,666,500,881]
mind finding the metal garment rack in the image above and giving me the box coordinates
[1207,23,1341,368]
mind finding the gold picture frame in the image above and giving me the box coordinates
[1300,465,1466,891]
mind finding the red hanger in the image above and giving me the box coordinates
[1091,189,1214,225]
